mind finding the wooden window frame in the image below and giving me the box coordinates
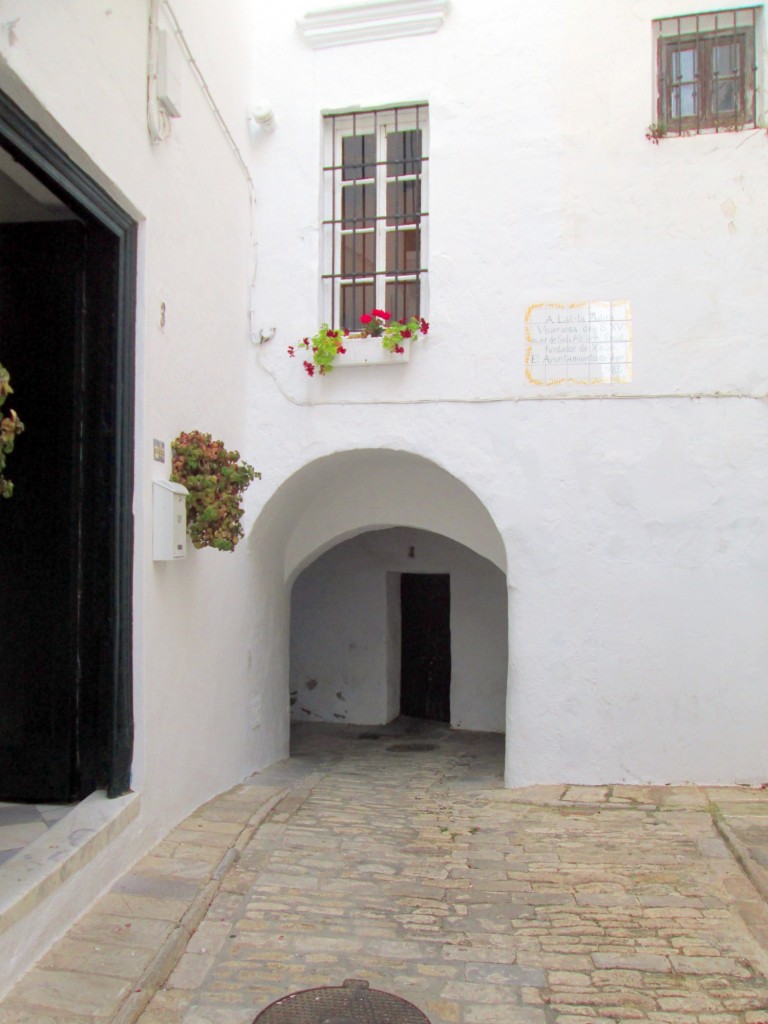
[656,9,758,134]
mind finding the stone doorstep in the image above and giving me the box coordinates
[0,786,285,1024]
[0,789,140,940]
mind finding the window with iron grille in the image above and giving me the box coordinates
[655,8,758,134]
[322,105,428,332]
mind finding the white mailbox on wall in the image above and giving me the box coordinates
[153,480,189,561]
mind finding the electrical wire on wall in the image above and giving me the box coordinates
[146,0,261,344]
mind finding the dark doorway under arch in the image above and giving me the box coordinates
[400,572,451,722]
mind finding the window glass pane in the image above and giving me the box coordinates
[658,18,682,37]
[342,183,375,228]
[713,41,739,75]
[387,130,422,176]
[672,83,698,118]
[385,280,420,323]
[715,78,738,113]
[386,229,420,274]
[341,282,375,331]
[672,47,697,83]
[713,10,737,30]
[386,181,421,226]
[342,233,375,276]
[342,134,375,181]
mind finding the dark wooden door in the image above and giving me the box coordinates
[0,222,89,800]
[0,89,136,802]
[400,573,451,722]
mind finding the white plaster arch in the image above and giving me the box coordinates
[245,447,511,774]
[260,448,507,586]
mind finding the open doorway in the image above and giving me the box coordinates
[0,89,135,802]
[400,573,451,722]
[289,527,506,733]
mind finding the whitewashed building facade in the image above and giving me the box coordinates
[0,0,765,991]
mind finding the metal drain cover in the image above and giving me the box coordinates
[253,978,430,1024]
[385,742,436,753]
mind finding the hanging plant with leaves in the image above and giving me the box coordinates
[0,363,24,498]
[171,430,259,552]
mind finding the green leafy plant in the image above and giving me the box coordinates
[645,122,667,144]
[171,431,259,552]
[289,308,430,376]
[0,362,24,498]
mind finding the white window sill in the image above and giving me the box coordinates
[335,335,411,366]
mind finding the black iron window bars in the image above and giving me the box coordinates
[322,104,428,332]
[656,8,758,134]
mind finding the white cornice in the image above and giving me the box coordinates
[298,0,449,49]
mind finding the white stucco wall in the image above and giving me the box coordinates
[290,527,508,731]
[245,0,768,790]
[0,0,269,991]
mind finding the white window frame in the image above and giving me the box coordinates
[321,104,429,331]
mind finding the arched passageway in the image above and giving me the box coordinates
[248,449,509,771]
[290,527,508,732]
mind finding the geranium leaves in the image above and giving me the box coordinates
[171,430,259,552]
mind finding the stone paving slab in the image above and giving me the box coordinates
[0,723,766,1024]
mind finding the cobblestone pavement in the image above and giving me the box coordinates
[1,720,767,1024]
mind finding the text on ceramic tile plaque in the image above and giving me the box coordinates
[525,301,632,385]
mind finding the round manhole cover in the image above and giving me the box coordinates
[385,742,436,753]
[253,979,430,1024]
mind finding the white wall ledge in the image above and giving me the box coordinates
[298,0,449,49]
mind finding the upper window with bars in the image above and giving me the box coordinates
[322,105,428,332]
[655,8,758,134]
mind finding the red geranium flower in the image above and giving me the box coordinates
[419,318,430,334]
[303,361,315,377]
[287,346,295,358]
[360,314,373,324]
[394,344,405,354]
[401,328,412,338]
[337,345,346,354]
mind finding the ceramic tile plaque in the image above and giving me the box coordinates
[525,300,632,385]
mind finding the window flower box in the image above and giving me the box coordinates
[289,311,428,377]
[334,334,411,366]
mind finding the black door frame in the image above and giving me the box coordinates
[0,89,136,796]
